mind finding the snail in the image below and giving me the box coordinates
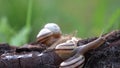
[55,37,80,60]
[59,37,105,68]
[36,23,62,46]
[55,31,116,68]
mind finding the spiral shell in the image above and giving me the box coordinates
[55,37,79,50]
[60,55,85,68]
[37,28,53,42]
[36,23,62,45]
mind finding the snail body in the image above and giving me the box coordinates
[57,31,116,68]
[59,37,105,68]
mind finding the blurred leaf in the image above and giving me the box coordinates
[0,0,120,45]
[0,17,15,42]
[10,27,30,46]
[10,0,32,46]
[107,9,120,31]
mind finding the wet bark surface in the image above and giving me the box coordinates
[0,30,120,68]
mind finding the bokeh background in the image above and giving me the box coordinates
[0,0,120,46]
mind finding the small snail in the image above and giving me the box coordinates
[55,37,79,61]
[55,31,116,68]
[36,23,62,46]
[55,37,79,50]
[59,37,105,68]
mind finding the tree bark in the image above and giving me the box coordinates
[0,30,120,68]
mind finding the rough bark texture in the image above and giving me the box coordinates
[0,30,120,68]
[0,43,63,68]
[78,30,120,68]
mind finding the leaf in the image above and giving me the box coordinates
[10,27,31,46]
[10,0,32,46]
[104,9,120,32]
[0,17,15,42]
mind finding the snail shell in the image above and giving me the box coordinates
[55,37,79,60]
[44,23,61,34]
[37,28,53,42]
[55,37,79,50]
[36,23,62,45]
[60,55,85,68]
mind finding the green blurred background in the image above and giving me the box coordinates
[0,0,120,46]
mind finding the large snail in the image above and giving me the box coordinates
[55,31,116,68]
[36,23,62,46]
[16,23,62,52]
